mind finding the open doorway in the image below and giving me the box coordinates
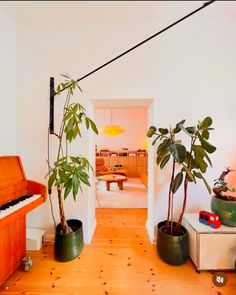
[87,98,155,243]
[95,107,148,208]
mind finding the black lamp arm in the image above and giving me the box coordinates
[48,0,215,135]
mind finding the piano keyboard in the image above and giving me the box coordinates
[0,194,41,219]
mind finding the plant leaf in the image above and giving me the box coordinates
[158,128,168,135]
[202,130,209,139]
[160,154,171,169]
[198,171,211,194]
[182,163,195,182]
[72,174,79,199]
[59,169,67,182]
[171,172,183,193]
[85,117,89,129]
[199,116,213,129]
[199,137,217,154]
[157,139,171,155]
[186,126,196,134]
[152,137,158,146]
[173,119,186,133]
[64,180,72,200]
[179,124,192,136]
[147,126,157,138]
[169,144,187,164]
[88,118,98,134]
[48,171,57,188]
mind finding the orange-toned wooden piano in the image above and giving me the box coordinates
[0,156,47,286]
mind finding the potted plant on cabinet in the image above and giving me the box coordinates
[211,167,236,226]
[147,117,216,265]
[47,74,98,262]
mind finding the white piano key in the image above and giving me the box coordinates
[0,195,41,219]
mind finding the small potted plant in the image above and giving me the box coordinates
[211,167,236,226]
[47,74,98,262]
[147,116,216,265]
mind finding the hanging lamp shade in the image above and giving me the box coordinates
[99,125,124,136]
[99,109,124,136]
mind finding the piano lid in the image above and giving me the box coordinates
[0,156,26,186]
[0,156,46,206]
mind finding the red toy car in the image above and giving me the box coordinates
[199,210,221,229]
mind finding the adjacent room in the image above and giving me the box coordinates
[95,107,148,209]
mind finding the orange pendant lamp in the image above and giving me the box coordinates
[99,109,124,136]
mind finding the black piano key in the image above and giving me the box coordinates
[0,195,33,210]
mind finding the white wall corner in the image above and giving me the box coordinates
[146,219,156,244]
[84,217,97,244]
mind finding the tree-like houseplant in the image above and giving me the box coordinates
[211,167,236,227]
[47,74,98,262]
[147,116,216,265]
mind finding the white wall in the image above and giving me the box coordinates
[0,7,16,155]
[1,1,236,243]
[95,108,148,151]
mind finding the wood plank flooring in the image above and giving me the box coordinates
[0,208,235,294]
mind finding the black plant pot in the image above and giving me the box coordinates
[54,219,84,262]
[157,221,189,266]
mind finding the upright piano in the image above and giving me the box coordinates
[0,156,47,286]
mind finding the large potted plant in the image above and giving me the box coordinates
[211,167,236,226]
[47,74,98,262]
[147,117,216,265]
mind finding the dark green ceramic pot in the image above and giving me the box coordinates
[157,221,189,266]
[211,195,236,227]
[54,219,84,262]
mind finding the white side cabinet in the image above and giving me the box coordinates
[183,213,236,272]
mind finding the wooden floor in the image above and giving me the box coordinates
[0,208,235,295]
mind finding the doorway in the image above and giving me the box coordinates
[88,98,155,243]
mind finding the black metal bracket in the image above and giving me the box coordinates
[49,77,55,134]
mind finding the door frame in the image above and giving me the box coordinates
[87,98,155,243]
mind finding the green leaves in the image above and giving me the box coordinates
[157,139,171,155]
[173,119,186,133]
[199,116,212,129]
[146,126,157,138]
[63,103,98,142]
[48,171,57,189]
[199,137,217,154]
[48,155,93,200]
[148,116,217,201]
[160,154,171,169]
[158,128,168,135]
[171,172,183,193]
[169,144,187,164]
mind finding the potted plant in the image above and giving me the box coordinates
[147,116,216,265]
[211,167,236,226]
[47,74,98,262]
